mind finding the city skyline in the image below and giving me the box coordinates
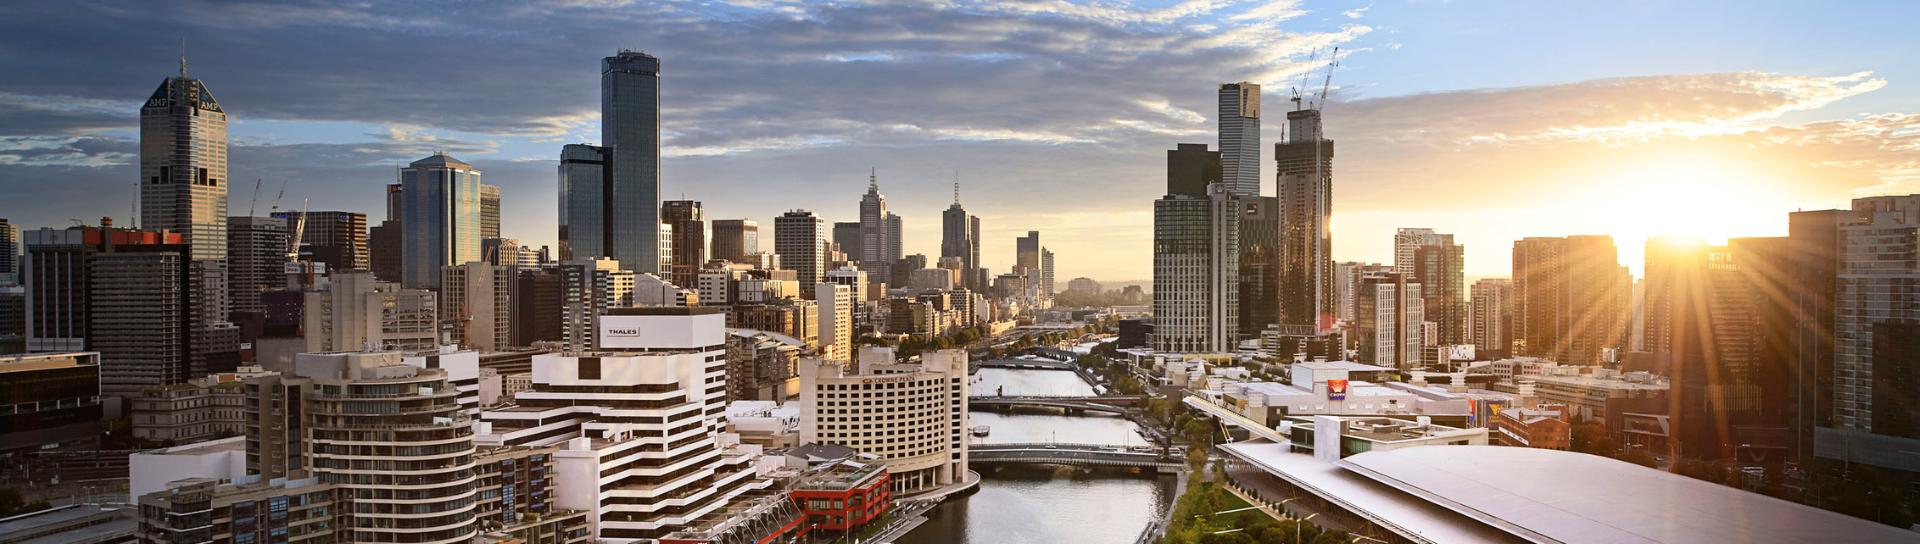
[4,1,1920,283]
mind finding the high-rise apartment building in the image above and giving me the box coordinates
[1398,229,1466,344]
[1040,247,1055,297]
[400,153,483,289]
[1355,273,1424,370]
[1218,82,1261,197]
[1511,235,1631,365]
[1834,195,1920,442]
[662,200,706,288]
[477,308,771,541]
[1276,107,1334,332]
[815,282,854,363]
[601,51,664,273]
[800,347,969,494]
[225,216,288,315]
[302,271,438,353]
[775,210,827,298]
[441,261,515,352]
[1239,196,1282,336]
[1152,182,1238,353]
[559,258,635,351]
[1470,278,1514,355]
[270,210,368,273]
[710,219,758,263]
[140,58,227,260]
[1333,262,1390,324]
[480,182,502,239]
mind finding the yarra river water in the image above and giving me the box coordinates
[896,368,1178,544]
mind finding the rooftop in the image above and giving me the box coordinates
[1343,445,1918,543]
[1221,441,1521,543]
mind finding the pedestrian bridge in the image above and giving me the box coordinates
[972,443,1186,470]
[975,358,1076,370]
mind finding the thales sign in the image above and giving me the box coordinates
[596,314,725,349]
[606,329,641,336]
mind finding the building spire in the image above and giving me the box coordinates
[179,38,188,79]
[953,170,961,205]
[868,167,878,191]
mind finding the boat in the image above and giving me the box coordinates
[970,425,991,437]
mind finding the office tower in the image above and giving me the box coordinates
[301,271,437,353]
[1399,229,1467,344]
[225,216,288,315]
[441,261,514,352]
[1784,210,1846,466]
[857,171,903,269]
[385,183,405,224]
[477,308,772,541]
[941,181,982,290]
[270,210,368,272]
[832,221,862,261]
[1276,106,1334,332]
[480,183,501,239]
[1355,273,1424,370]
[1333,262,1389,323]
[367,221,402,282]
[513,267,564,347]
[662,200,706,288]
[815,282,853,362]
[825,266,870,303]
[0,219,17,285]
[1040,247,1055,297]
[602,51,664,273]
[140,56,227,260]
[558,143,612,262]
[633,272,696,306]
[1218,82,1261,197]
[559,258,634,351]
[1511,235,1631,365]
[1239,196,1281,336]
[1016,231,1041,273]
[1470,278,1514,355]
[400,153,483,289]
[710,219,758,263]
[1152,183,1239,353]
[252,352,479,542]
[1167,143,1223,198]
[800,347,969,494]
[1834,195,1920,442]
[776,210,827,298]
[24,224,237,397]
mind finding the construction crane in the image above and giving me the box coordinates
[1289,48,1319,112]
[267,179,288,214]
[287,198,309,261]
[247,178,263,217]
[1314,47,1340,112]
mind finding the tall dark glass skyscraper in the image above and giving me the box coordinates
[602,50,662,273]
[941,182,981,290]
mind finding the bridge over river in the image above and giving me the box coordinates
[970,443,1186,471]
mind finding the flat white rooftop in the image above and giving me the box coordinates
[1221,441,1523,543]
[1341,446,1918,544]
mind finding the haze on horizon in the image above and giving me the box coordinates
[2,0,1917,283]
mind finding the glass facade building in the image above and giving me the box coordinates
[602,51,662,273]
[401,153,482,290]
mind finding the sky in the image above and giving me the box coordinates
[3,0,1919,283]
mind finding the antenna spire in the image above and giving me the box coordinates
[952,170,961,205]
[869,167,878,190]
[179,38,188,79]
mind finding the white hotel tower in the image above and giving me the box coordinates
[474,307,767,542]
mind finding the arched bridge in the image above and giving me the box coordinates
[968,395,1148,415]
[971,443,1185,470]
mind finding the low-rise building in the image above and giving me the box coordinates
[131,365,276,444]
[0,352,103,454]
[791,459,890,535]
[1492,404,1572,450]
[0,504,135,544]
[1280,415,1488,461]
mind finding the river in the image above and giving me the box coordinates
[895,368,1177,544]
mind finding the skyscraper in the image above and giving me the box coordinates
[941,183,982,290]
[479,183,501,239]
[602,51,663,273]
[1016,231,1041,274]
[225,216,288,315]
[1218,82,1261,197]
[858,171,902,267]
[1153,181,1238,353]
[1276,107,1334,332]
[400,153,483,289]
[1355,273,1424,370]
[1040,247,1055,297]
[662,200,706,288]
[1511,235,1630,365]
[776,210,827,298]
[0,219,18,286]
[140,55,228,260]
[1238,196,1281,337]
[558,143,611,262]
[1834,195,1920,437]
[1400,229,1466,345]
[1167,143,1222,198]
[710,219,759,263]
[1469,278,1514,356]
[1787,209,1845,467]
